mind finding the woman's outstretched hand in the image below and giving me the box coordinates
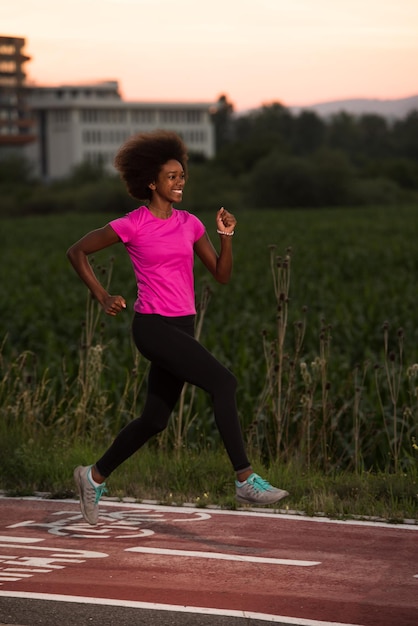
[216,207,236,235]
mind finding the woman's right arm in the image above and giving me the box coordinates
[67,224,127,316]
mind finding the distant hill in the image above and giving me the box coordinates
[289,95,418,120]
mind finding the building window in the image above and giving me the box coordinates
[81,110,98,123]
[84,150,115,165]
[159,109,203,124]
[131,109,155,124]
[80,109,127,123]
[0,43,16,55]
[0,60,17,73]
[186,110,202,123]
[52,110,69,123]
[83,128,130,144]
[181,129,207,144]
[84,151,103,165]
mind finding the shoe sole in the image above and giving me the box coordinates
[236,489,289,505]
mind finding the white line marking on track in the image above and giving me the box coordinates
[125,546,320,566]
[2,570,33,577]
[0,590,367,626]
[62,498,418,530]
[4,567,52,573]
[1,496,416,530]
[0,536,42,544]
[0,543,108,559]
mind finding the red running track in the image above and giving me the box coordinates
[0,496,417,626]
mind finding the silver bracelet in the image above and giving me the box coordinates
[216,229,235,236]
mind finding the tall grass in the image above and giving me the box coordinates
[241,246,417,473]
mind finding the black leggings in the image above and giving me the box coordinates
[95,313,250,477]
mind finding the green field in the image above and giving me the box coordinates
[1,205,418,477]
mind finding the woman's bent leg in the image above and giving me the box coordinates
[95,363,184,477]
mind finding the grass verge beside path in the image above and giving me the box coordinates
[1,439,416,524]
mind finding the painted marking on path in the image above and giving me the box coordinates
[126,546,321,566]
[0,537,108,586]
[7,507,211,539]
[0,540,108,558]
[0,590,367,626]
[0,535,42,544]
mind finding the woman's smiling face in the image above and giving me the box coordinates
[150,159,185,203]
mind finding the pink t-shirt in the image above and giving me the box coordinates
[109,206,206,316]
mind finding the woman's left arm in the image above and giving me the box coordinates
[194,207,236,284]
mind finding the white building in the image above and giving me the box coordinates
[0,36,36,152]
[25,81,216,180]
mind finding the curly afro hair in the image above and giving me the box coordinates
[114,129,189,201]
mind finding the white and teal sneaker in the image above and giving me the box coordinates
[74,465,107,525]
[235,472,289,505]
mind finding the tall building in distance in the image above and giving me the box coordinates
[0,34,216,180]
[0,36,36,152]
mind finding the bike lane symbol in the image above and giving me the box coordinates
[7,507,212,539]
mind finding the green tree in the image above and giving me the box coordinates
[66,160,108,185]
[292,111,326,155]
[210,94,234,152]
[313,149,353,205]
[393,111,418,160]
[0,154,34,184]
[215,102,293,176]
[247,152,319,209]
[326,112,361,158]
[357,114,392,158]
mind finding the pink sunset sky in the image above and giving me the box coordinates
[3,0,418,112]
